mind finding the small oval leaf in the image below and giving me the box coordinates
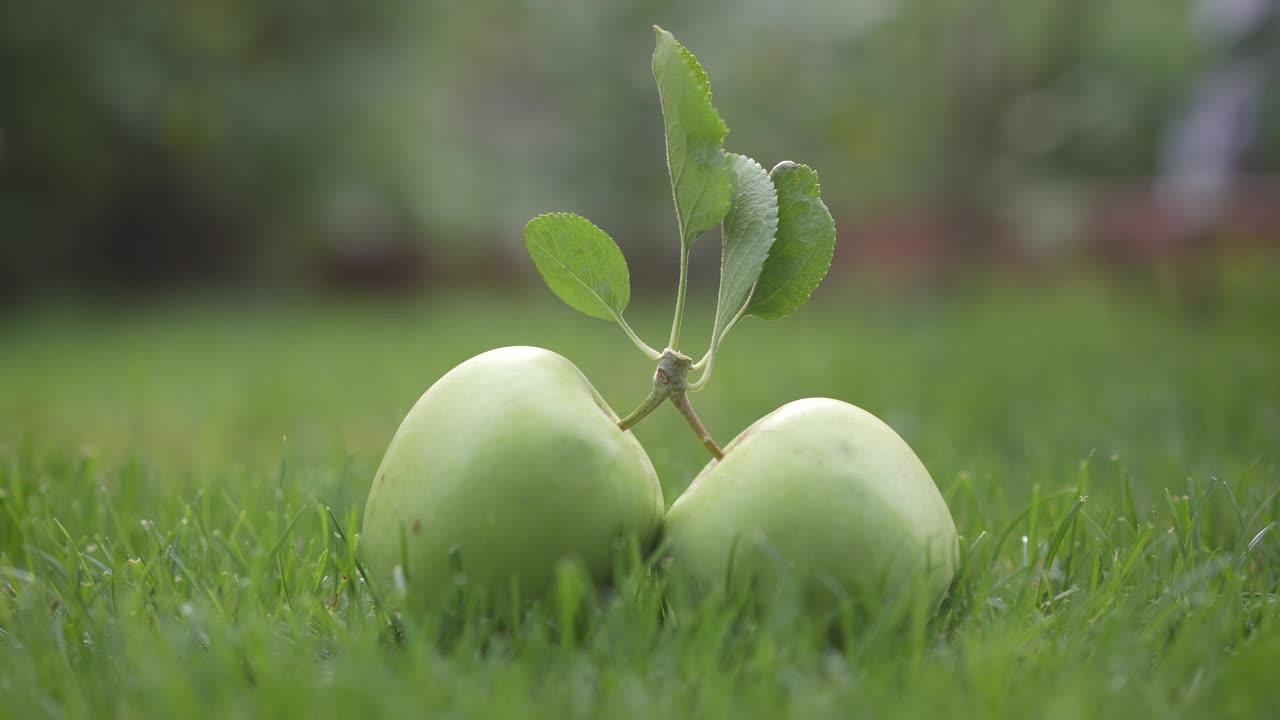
[746,162,836,320]
[652,26,732,248]
[525,213,631,321]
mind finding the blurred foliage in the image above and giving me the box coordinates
[1,0,1275,295]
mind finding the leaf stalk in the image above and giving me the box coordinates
[615,314,662,360]
[667,245,690,350]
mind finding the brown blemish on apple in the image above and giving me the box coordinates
[412,519,422,534]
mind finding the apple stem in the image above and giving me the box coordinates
[670,391,724,460]
[614,351,727,456]
[617,349,690,432]
[617,389,664,431]
[614,348,725,458]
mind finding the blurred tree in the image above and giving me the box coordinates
[1,0,1272,299]
[0,0,445,294]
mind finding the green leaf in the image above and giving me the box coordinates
[746,162,836,320]
[711,153,778,347]
[524,213,631,322]
[652,26,732,248]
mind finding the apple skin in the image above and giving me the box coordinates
[361,346,665,606]
[663,398,958,613]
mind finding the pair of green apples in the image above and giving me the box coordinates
[362,346,958,615]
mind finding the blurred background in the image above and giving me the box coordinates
[1,0,1278,542]
[2,6,1279,713]
[2,0,1278,302]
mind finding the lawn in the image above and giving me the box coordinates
[2,266,1278,718]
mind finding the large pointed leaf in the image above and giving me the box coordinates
[711,153,778,347]
[746,162,836,320]
[652,26,732,248]
[525,213,631,321]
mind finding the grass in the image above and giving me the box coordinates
[2,265,1279,718]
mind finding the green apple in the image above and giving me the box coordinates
[361,346,665,606]
[663,398,958,613]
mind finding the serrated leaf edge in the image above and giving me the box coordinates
[712,152,779,345]
[524,212,631,321]
[746,162,835,320]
